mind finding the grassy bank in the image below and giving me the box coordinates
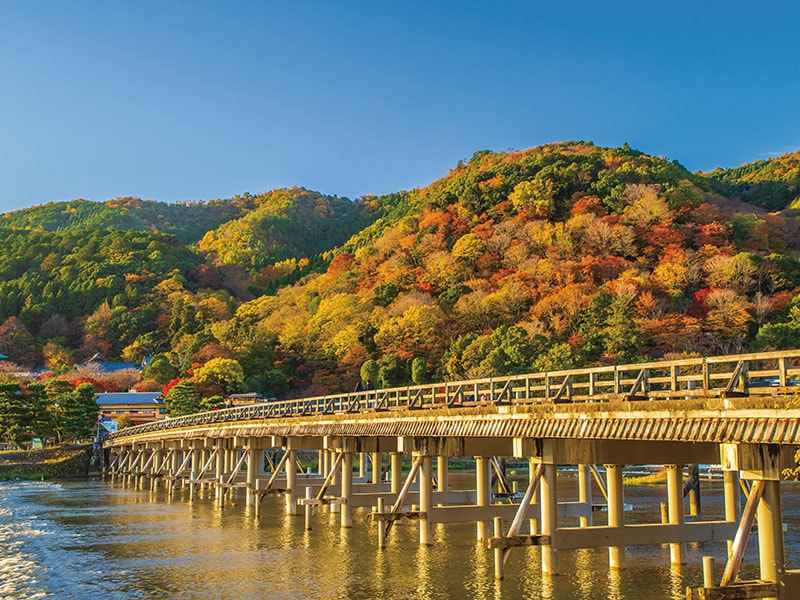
[0,445,94,481]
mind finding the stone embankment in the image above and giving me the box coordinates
[0,445,94,480]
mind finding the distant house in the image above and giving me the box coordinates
[96,392,165,425]
[81,352,140,373]
[227,392,264,405]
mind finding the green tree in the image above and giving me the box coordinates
[602,295,641,362]
[360,359,379,388]
[143,354,179,385]
[192,358,245,397]
[532,343,577,372]
[164,380,204,416]
[25,383,55,445]
[755,304,800,350]
[45,378,75,444]
[411,357,429,384]
[378,354,404,388]
[0,383,27,446]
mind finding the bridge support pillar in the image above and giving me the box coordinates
[724,469,741,554]
[606,464,625,569]
[190,447,201,501]
[390,453,402,494]
[529,458,540,535]
[328,450,340,514]
[358,452,366,479]
[215,445,224,501]
[200,449,209,492]
[541,462,558,574]
[476,456,490,541]
[419,454,433,545]
[373,452,383,485]
[117,449,125,482]
[578,463,591,527]
[757,479,785,592]
[322,450,331,483]
[341,452,353,528]
[149,448,160,490]
[168,450,180,495]
[285,449,298,515]
[666,464,686,565]
[437,456,448,493]
[246,442,263,507]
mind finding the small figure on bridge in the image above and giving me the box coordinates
[354,381,364,393]
[364,380,374,391]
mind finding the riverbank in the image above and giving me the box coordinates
[0,445,94,480]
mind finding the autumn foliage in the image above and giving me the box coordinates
[0,142,798,399]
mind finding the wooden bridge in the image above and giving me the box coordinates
[106,350,800,599]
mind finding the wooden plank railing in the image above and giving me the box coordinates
[109,349,800,440]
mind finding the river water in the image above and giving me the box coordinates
[1,473,798,599]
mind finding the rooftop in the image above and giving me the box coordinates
[96,392,163,406]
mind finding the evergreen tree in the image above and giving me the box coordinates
[164,380,204,416]
[25,383,56,446]
[44,379,74,444]
[0,383,27,446]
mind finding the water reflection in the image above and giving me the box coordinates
[1,477,798,599]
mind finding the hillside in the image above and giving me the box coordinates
[0,142,798,402]
[0,196,252,244]
[706,151,800,211]
[211,142,800,395]
[197,187,376,294]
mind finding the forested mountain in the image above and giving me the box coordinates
[197,187,376,294]
[1,142,799,406]
[706,150,800,211]
[1,196,252,243]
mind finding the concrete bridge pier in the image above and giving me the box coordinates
[168,449,179,495]
[666,464,686,565]
[189,446,201,501]
[200,449,210,493]
[113,447,126,481]
[370,452,380,484]
[215,442,224,501]
[528,458,540,535]
[577,463,591,528]
[341,451,353,528]
[758,480,785,596]
[723,468,741,555]
[358,452,366,479]
[246,439,264,507]
[131,448,141,487]
[419,453,433,545]
[390,452,402,493]
[475,456,490,541]
[606,464,626,569]
[540,461,558,575]
[327,449,340,515]
[150,446,162,490]
[437,456,448,493]
[285,448,298,515]
[322,450,331,483]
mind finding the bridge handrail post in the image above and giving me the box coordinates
[779,356,787,387]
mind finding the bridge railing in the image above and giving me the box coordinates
[110,349,800,439]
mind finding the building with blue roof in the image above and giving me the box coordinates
[96,391,165,425]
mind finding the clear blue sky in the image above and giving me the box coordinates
[1,1,799,213]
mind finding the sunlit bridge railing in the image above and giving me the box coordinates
[109,349,800,440]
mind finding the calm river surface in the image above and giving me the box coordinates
[1,473,799,599]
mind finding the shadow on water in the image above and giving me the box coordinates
[1,474,798,599]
